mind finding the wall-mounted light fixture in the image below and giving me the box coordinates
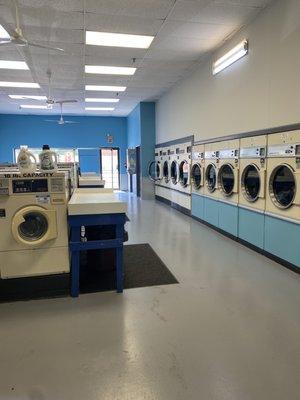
[212,39,248,75]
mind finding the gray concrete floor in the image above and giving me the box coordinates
[0,193,299,400]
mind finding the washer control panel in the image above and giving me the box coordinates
[12,179,48,194]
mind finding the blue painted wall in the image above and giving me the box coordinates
[127,105,141,149]
[78,148,100,173]
[0,114,127,174]
[140,102,155,177]
[127,102,155,177]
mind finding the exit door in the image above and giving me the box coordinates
[100,148,120,189]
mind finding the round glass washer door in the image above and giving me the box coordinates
[18,212,48,242]
[218,164,235,196]
[269,164,296,209]
[171,161,178,184]
[191,163,202,189]
[163,161,169,182]
[179,160,189,187]
[205,164,217,192]
[241,164,260,202]
[148,161,161,181]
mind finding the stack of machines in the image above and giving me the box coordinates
[152,137,193,213]
[157,129,300,271]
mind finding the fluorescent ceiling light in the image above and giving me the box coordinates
[0,60,29,70]
[0,25,10,41]
[85,85,126,92]
[9,94,47,100]
[86,31,154,49]
[85,98,119,103]
[20,105,48,109]
[85,65,136,75]
[0,81,40,88]
[85,107,115,111]
[212,39,248,75]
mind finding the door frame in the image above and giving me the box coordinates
[99,147,120,189]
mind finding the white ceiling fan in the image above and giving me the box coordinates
[45,101,79,125]
[44,68,78,108]
[0,0,65,52]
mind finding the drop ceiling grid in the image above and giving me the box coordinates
[0,0,273,116]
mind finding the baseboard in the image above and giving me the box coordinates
[0,273,70,303]
[191,214,238,242]
[155,195,191,216]
[183,211,299,275]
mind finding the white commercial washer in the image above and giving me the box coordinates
[0,172,69,279]
[191,144,205,195]
[217,139,240,204]
[266,130,300,220]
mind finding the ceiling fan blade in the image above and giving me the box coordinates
[64,121,79,124]
[44,120,59,123]
[27,42,65,52]
[0,40,13,46]
[55,100,78,104]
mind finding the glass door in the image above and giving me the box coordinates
[100,148,120,189]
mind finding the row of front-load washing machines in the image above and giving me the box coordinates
[152,130,300,269]
[191,132,299,220]
[149,139,193,211]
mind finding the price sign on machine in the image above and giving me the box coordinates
[106,134,113,144]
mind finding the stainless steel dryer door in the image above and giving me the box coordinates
[179,160,190,187]
[148,161,162,182]
[269,164,296,209]
[191,163,203,190]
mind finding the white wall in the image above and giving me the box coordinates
[156,0,300,143]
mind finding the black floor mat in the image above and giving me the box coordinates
[80,243,179,293]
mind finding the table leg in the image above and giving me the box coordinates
[116,245,123,293]
[71,251,80,297]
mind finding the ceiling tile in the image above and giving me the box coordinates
[85,0,176,19]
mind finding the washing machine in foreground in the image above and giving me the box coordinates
[0,173,69,279]
[264,130,300,268]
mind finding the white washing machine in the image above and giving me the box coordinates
[170,142,192,210]
[169,145,179,190]
[0,172,70,278]
[239,135,267,211]
[191,144,205,195]
[149,147,163,184]
[177,144,192,195]
[154,146,171,202]
[217,139,240,204]
[266,131,300,220]
[161,147,170,189]
[204,142,219,200]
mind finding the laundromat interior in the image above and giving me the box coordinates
[0,0,299,399]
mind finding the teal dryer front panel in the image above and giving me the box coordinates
[264,215,300,268]
[238,207,265,249]
[218,201,238,237]
[203,197,219,227]
[191,193,204,220]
